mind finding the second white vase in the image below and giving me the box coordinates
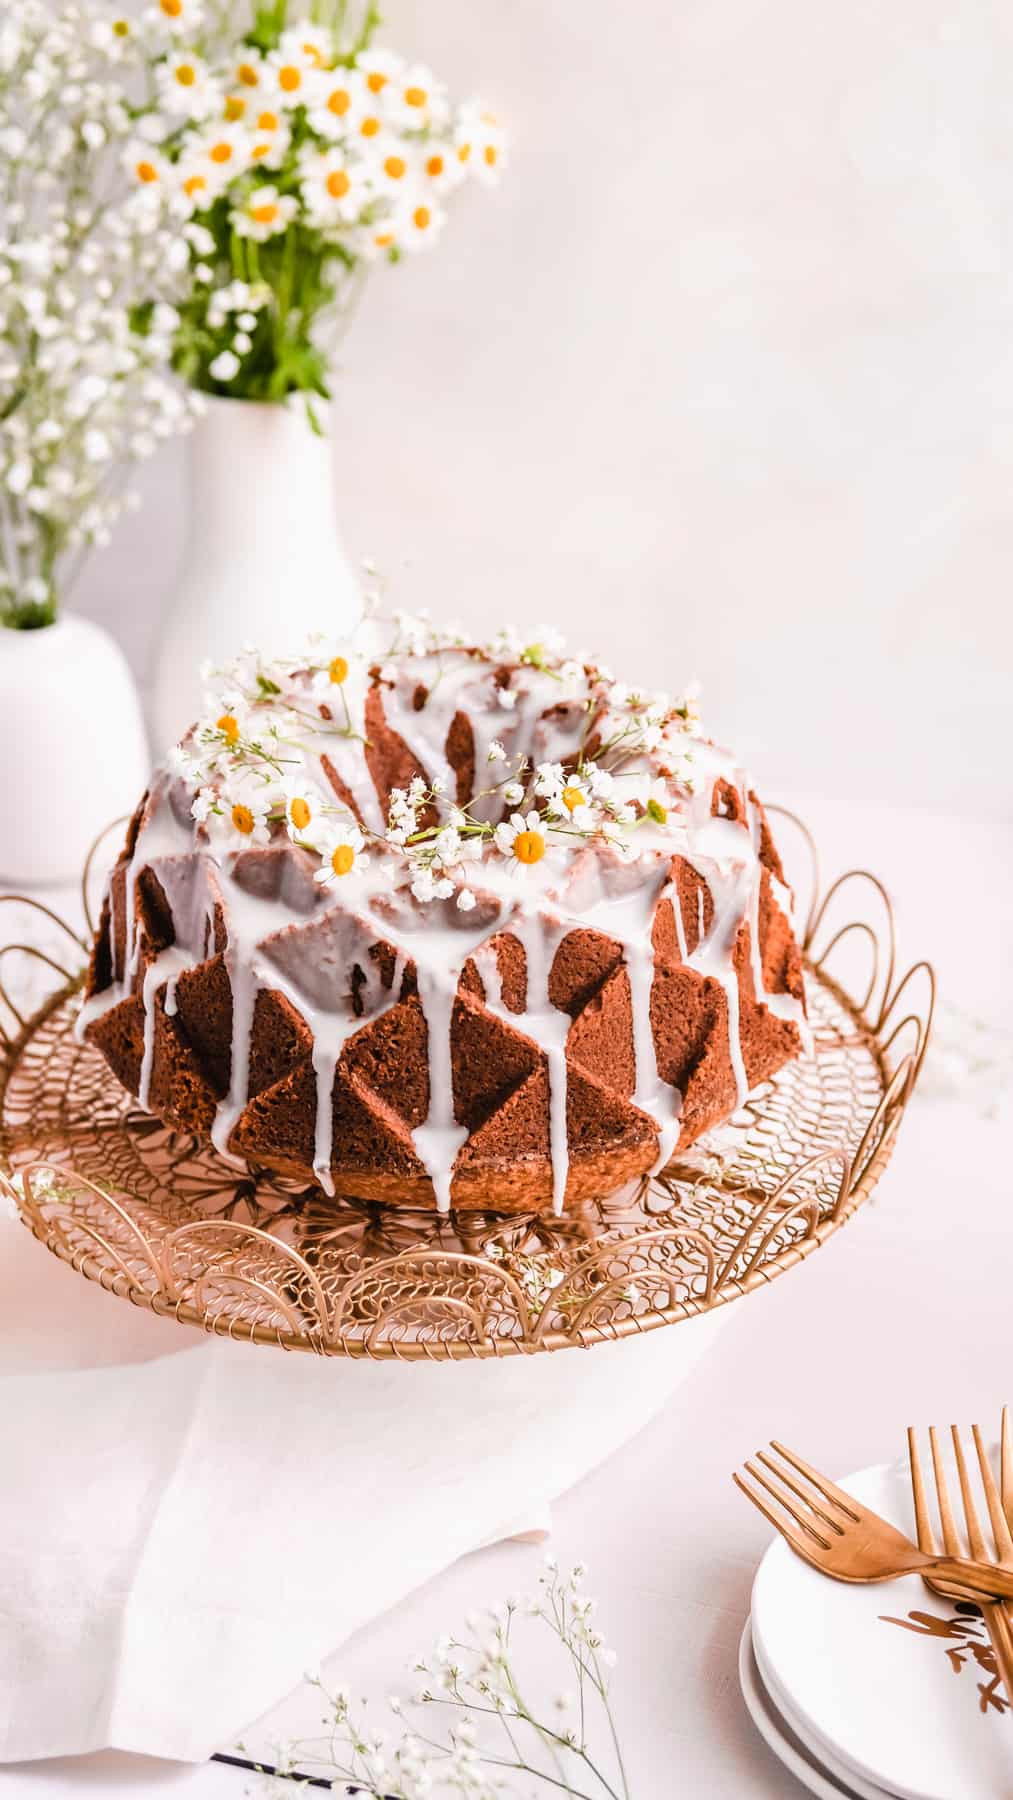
[151,396,364,753]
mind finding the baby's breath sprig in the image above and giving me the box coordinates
[255,1559,631,1800]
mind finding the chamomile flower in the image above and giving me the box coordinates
[124,141,169,191]
[299,147,369,226]
[397,197,446,251]
[372,145,415,197]
[229,50,265,94]
[418,142,466,197]
[455,106,506,184]
[264,44,313,106]
[278,24,332,74]
[212,778,273,846]
[231,183,298,241]
[247,106,291,169]
[283,778,327,843]
[494,811,548,866]
[314,821,368,884]
[148,0,204,31]
[156,51,219,119]
[192,120,251,182]
[307,67,367,138]
[355,46,405,99]
[383,63,448,131]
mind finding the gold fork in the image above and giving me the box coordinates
[908,1411,1013,1704]
[733,1439,1013,1599]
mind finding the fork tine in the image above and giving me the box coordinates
[972,1424,1013,1561]
[755,1451,845,1535]
[768,1441,861,1522]
[907,1426,937,1556]
[732,1471,828,1558]
[743,1459,833,1548]
[951,1425,989,1562]
[1001,1407,1013,1529]
[929,1425,961,1558]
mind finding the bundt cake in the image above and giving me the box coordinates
[78,621,809,1214]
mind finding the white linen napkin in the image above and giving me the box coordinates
[0,1214,719,1763]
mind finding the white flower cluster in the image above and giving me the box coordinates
[0,0,201,624]
[172,624,706,907]
[277,1559,624,1798]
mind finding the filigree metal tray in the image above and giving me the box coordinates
[0,814,933,1359]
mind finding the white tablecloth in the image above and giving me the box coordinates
[2,792,1010,1797]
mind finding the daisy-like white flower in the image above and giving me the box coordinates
[383,63,448,132]
[418,141,467,197]
[278,23,332,73]
[229,49,266,94]
[156,51,219,119]
[148,0,204,30]
[191,120,251,183]
[307,67,368,138]
[231,183,298,241]
[247,106,292,169]
[282,778,328,844]
[397,196,447,252]
[372,145,415,198]
[124,141,169,192]
[455,106,506,184]
[355,46,405,99]
[300,147,369,225]
[314,821,368,885]
[211,777,273,847]
[263,43,314,106]
[494,811,547,866]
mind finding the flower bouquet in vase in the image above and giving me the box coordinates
[0,1,200,883]
[131,0,506,748]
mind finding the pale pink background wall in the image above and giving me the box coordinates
[79,0,1013,817]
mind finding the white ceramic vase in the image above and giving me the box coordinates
[151,396,364,753]
[0,613,149,887]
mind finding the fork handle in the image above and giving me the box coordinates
[980,1601,1013,1709]
[930,1557,1013,1601]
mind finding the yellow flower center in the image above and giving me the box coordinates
[561,785,584,813]
[289,796,312,831]
[113,18,130,35]
[457,142,471,163]
[231,803,255,835]
[160,0,182,15]
[209,140,233,163]
[360,116,381,137]
[384,154,406,179]
[404,85,427,107]
[250,202,278,224]
[374,231,394,247]
[224,94,245,120]
[484,144,498,166]
[302,42,324,66]
[326,169,350,199]
[426,153,444,176]
[327,87,351,115]
[328,655,349,683]
[413,205,431,230]
[278,65,300,92]
[331,843,355,876]
[175,63,196,85]
[257,109,279,130]
[366,70,387,93]
[513,829,545,865]
[646,797,668,825]
[135,159,159,183]
[217,713,240,744]
[237,61,259,86]
[183,173,207,196]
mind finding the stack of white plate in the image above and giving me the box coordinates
[739,1457,1013,1799]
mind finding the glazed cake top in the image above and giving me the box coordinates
[81,614,807,1210]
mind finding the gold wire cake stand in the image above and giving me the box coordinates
[0,813,933,1360]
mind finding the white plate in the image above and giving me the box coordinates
[751,1455,1013,1800]
[739,1619,877,1799]
[751,1623,895,1799]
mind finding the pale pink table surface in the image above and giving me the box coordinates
[2,791,1010,1798]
